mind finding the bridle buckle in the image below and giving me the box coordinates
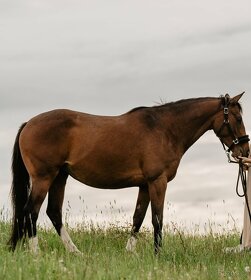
[233,139,239,145]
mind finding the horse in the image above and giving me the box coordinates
[8,93,249,254]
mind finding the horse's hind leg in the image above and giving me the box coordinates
[126,185,150,252]
[46,170,81,254]
[24,176,53,253]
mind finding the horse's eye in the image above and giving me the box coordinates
[237,116,242,123]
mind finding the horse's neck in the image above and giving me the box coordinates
[160,98,220,153]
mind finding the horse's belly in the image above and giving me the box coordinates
[67,163,145,189]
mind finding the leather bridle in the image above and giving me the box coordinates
[215,94,250,163]
[215,94,251,245]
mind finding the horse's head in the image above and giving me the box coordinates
[213,92,250,160]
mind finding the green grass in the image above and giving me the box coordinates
[0,220,251,280]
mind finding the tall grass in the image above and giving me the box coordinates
[0,217,251,280]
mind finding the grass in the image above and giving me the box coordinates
[0,219,251,280]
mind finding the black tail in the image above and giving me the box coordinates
[8,122,30,250]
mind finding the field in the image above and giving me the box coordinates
[0,218,251,280]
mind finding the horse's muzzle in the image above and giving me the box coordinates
[231,143,250,159]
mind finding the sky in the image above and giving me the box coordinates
[1,0,251,233]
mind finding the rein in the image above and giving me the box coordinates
[236,161,251,245]
[235,162,249,209]
[224,158,251,228]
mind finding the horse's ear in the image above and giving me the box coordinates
[231,91,245,103]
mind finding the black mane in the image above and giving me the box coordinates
[128,97,215,114]
[128,96,243,114]
[128,106,149,113]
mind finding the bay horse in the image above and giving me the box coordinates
[8,93,249,254]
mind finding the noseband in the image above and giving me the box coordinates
[215,94,249,163]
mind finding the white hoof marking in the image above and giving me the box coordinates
[28,236,39,254]
[126,236,137,252]
[60,226,81,254]
[223,244,245,253]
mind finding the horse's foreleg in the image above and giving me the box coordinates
[148,175,167,254]
[46,171,81,254]
[126,185,150,252]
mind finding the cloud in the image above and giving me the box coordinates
[1,0,251,228]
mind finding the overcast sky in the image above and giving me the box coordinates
[1,0,251,232]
